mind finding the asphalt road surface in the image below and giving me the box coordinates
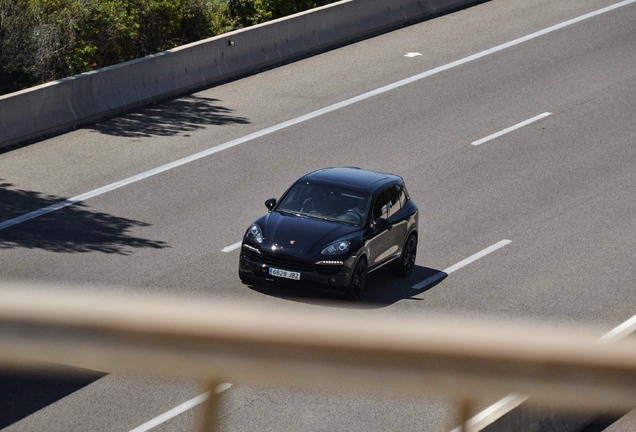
[2,0,636,430]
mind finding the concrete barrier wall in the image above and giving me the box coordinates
[0,0,484,149]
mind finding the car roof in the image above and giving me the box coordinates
[299,167,402,194]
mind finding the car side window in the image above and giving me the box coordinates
[374,186,401,220]
[373,190,389,220]
[396,184,407,207]
[385,186,401,218]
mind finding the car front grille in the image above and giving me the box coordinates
[260,251,314,272]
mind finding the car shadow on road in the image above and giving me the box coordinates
[0,367,106,429]
[362,265,447,307]
[0,181,167,254]
[246,264,446,309]
[86,95,250,138]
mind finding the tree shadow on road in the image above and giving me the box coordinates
[0,181,167,254]
[246,265,446,309]
[0,368,106,430]
[86,95,250,138]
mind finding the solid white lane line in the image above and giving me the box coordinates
[450,394,526,432]
[222,241,242,252]
[412,240,511,290]
[449,317,636,432]
[471,112,552,146]
[128,383,232,432]
[2,1,634,231]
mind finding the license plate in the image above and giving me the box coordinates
[269,267,301,280]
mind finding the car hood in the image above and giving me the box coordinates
[260,211,359,254]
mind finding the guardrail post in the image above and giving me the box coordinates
[455,397,473,432]
[199,380,223,432]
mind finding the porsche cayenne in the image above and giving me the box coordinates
[238,167,418,300]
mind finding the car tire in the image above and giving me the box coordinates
[345,257,367,301]
[391,233,417,277]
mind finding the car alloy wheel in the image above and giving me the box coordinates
[346,258,367,301]
[392,234,417,277]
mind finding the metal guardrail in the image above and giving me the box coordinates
[1,281,636,431]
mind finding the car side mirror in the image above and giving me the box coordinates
[265,198,276,211]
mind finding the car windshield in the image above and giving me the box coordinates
[276,183,370,226]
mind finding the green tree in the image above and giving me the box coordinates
[228,0,271,27]
[268,0,317,19]
[0,0,332,94]
[227,0,321,27]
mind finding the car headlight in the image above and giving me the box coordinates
[246,224,264,243]
[321,241,350,255]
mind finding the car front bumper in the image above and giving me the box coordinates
[238,243,357,291]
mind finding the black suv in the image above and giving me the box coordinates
[239,167,418,300]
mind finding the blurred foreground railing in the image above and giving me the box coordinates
[0,281,635,431]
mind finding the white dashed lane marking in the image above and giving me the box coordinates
[128,383,232,432]
[471,112,552,146]
[412,240,511,290]
[222,241,242,252]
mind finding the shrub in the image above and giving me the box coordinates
[0,0,332,94]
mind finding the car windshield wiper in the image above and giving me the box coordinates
[322,216,342,223]
[306,214,346,223]
[301,213,327,221]
[276,209,299,217]
[291,212,331,222]
[285,211,358,226]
